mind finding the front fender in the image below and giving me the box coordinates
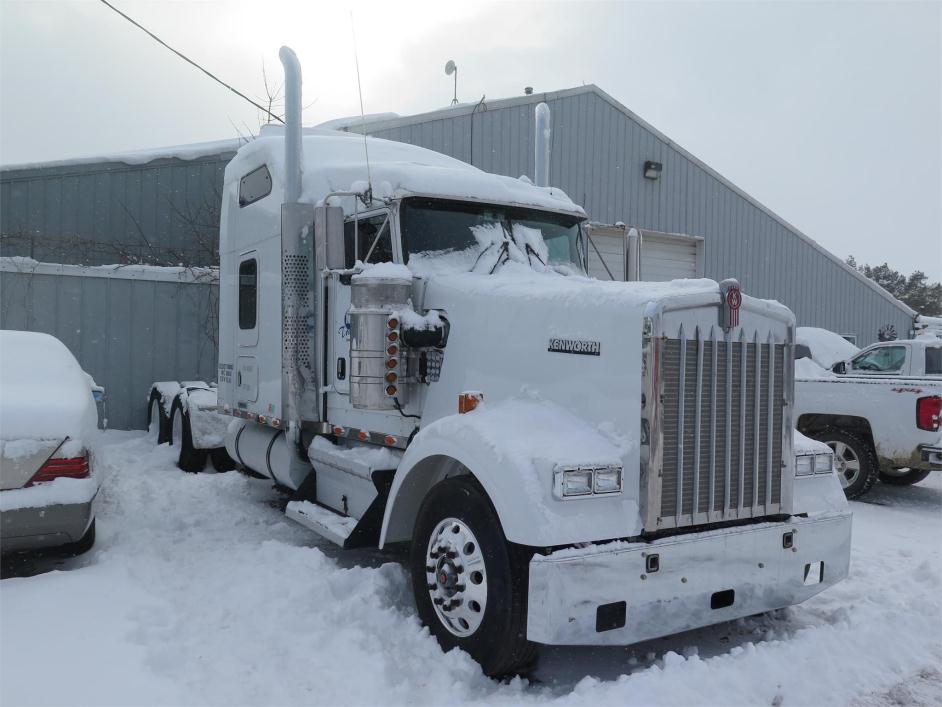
[379,400,642,548]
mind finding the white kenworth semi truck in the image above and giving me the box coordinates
[215,48,852,676]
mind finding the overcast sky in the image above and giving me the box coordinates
[2,0,939,279]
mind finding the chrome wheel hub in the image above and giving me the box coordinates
[827,440,861,489]
[425,517,487,637]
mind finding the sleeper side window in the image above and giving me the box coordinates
[344,213,393,268]
[239,259,257,330]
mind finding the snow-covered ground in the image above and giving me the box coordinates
[2,430,941,707]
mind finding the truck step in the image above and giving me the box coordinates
[285,500,358,547]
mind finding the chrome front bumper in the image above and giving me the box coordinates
[920,444,942,470]
[526,511,852,645]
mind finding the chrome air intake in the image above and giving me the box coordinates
[349,274,412,410]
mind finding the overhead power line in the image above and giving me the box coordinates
[97,0,284,124]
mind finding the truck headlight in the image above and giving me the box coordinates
[795,454,814,476]
[553,465,622,499]
[594,467,622,494]
[814,453,833,474]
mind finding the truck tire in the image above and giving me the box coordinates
[812,429,879,499]
[879,468,932,486]
[147,388,172,445]
[169,396,208,473]
[410,477,537,678]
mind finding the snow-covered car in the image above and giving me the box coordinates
[830,336,941,379]
[146,381,234,472]
[0,330,100,555]
[794,328,942,498]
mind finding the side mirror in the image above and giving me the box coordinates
[314,205,345,270]
[831,361,847,374]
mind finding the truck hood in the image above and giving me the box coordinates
[415,266,724,498]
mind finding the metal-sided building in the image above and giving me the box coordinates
[0,84,915,428]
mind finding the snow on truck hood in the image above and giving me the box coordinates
[0,331,97,443]
[225,130,585,217]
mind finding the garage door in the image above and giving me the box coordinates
[585,225,625,280]
[639,230,702,281]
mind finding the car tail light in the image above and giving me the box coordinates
[26,454,90,486]
[916,396,942,431]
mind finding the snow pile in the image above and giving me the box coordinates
[183,388,228,449]
[0,469,99,511]
[352,261,413,281]
[309,435,402,471]
[1,430,940,706]
[793,428,831,456]
[395,307,444,332]
[0,330,97,444]
[794,357,833,380]
[796,327,859,367]
[225,130,584,220]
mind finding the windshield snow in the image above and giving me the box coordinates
[399,198,584,272]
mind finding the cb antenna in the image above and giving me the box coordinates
[350,12,372,204]
[445,60,458,105]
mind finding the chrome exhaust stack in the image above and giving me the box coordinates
[534,102,551,187]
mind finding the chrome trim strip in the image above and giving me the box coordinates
[693,326,703,518]
[677,324,687,519]
[753,330,761,509]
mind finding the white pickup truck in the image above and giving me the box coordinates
[794,329,942,498]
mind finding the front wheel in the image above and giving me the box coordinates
[812,429,879,499]
[410,477,536,677]
[879,468,932,486]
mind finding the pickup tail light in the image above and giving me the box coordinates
[916,396,942,432]
[26,454,90,487]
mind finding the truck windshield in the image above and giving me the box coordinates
[399,198,584,270]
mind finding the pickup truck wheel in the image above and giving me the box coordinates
[410,477,537,677]
[879,468,932,486]
[169,396,208,473]
[813,430,878,499]
[147,389,171,445]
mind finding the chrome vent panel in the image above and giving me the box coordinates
[652,327,787,529]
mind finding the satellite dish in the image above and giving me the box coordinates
[445,60,456,76]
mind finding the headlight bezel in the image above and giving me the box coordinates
[795,452,835,476]
[553,464,623,499]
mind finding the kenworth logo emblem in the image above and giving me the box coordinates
[548,338,601,356]
[719,278,742,331]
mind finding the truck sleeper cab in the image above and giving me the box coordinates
[215,47,852,676]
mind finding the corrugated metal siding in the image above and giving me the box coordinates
[1,155,232,267]
[0,266,217,430]
[359,89,913,345]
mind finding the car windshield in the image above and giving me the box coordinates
[399,198,584,271]
[851,345,906,373]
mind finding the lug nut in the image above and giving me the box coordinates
[426,565,434,572]
[433,597,443,606]
[454,564,464,573]
[429,551,440,559]
[455,584,465,592]
[427,583,436,591]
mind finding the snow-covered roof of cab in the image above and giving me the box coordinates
[224,127,585,217]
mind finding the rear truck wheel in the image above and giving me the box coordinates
[169,396,208,473]
[879,467,932,486]
[409,477,537,678]
[812,429,879,499]
[65,519,96,557]
[210,447,236,472]
[147,388,171,445]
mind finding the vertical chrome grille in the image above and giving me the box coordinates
[659,330,785,527]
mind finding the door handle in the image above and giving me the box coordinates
[337,357,346,380]
[237,371,242,386]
